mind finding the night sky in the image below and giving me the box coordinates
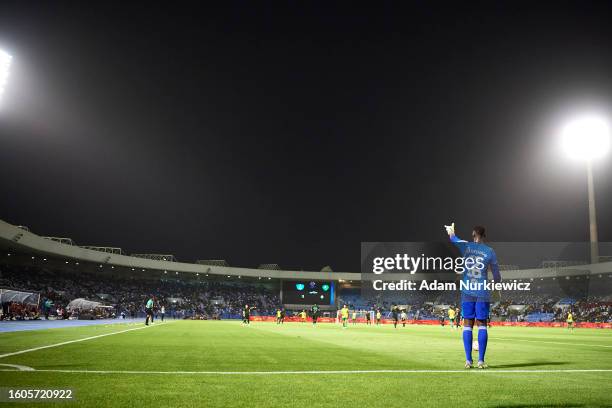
[1,2,611,271]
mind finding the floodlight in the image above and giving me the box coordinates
[561,115,610,160]
[558,113,610,264]
[0,50,13,102]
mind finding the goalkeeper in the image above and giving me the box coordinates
[445,222,501,369]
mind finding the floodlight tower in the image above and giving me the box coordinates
[561,115,610,264]
[0,50,13,106]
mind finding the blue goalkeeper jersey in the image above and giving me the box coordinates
[450,235,501,299]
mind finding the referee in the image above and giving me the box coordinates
[145,296,154,326]
[391,304,400,329]
[311,304,320,326]
[242,304,255,325]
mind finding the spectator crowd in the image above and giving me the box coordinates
[1,265,610,323]
[0,264,281,320]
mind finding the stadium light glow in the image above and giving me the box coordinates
[0,50,13,104]
[559,114,610,264]
[561,115,610,161]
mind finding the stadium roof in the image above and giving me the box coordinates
[0,219,359,280]
[1,218,611,281]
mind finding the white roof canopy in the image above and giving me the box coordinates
[0,289,39,305]
[67,298,112,310]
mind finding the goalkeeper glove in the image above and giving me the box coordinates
[444,222,455,237]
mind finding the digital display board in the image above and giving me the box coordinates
[282,280,335,305]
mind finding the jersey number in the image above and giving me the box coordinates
[465,257,482,279]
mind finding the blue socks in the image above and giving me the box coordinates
[463,325,488,363]
[462,327,473,362]
[478,326,488,362]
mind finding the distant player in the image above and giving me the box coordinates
[391,304,400,328]
[280,309,285,324]
[276,309,282,324]
[446,222,501,369]
[145,297,154,326]
[365,310,372,325]
[311,304,320,326]
[352,310,357,325]
[400,309,407,327]
[340,304,349,328]
[242,304,255,325]
[448,307,456,330]
[160,305,165,322]
[566,311,574,332]
[375,309,382,325]
[300,309,307,323]
[455,307,461,329]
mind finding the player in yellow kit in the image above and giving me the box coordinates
[276,309,282,325]
[566,311,574,332]
[448,307,456,330]
[340,305,349,328]
[300,310,307,323]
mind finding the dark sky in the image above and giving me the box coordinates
[1,2,611,271]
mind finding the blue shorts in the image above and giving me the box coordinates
[461,294,490,320]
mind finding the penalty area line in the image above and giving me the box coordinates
[0,322,169,360]
[2,368,611,375]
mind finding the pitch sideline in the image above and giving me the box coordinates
[0,368,611,375]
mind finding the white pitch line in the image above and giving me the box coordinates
[491,337,612,348]
[1,369,611,375]
[0,323,167,359]
[0,363,35,371]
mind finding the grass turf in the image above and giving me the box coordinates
[0,320,610,407]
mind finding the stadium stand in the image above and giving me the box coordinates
[0,218,610,324]
[0,264,281,320]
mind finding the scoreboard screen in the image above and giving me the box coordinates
[282,280,335,305]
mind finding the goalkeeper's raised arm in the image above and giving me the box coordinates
[445,222,468,257]
[444,222,467,244]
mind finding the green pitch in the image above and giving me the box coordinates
[0,321,611,407]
